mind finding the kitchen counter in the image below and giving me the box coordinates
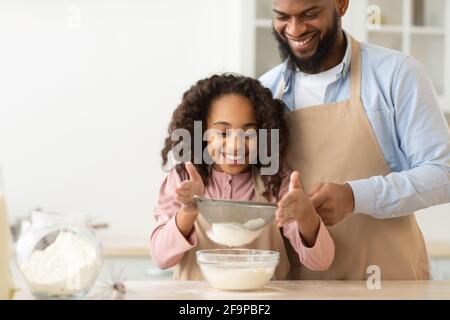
[13,280,450,300]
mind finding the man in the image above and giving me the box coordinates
[260,0,450,280]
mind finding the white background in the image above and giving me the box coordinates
[0,0,448,246]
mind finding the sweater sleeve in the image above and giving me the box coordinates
[149,169,197,269]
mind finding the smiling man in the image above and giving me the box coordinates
[260,0,450,280]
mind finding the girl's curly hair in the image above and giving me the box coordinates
[161,73,289,201]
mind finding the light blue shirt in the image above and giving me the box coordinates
[260,31,450,219]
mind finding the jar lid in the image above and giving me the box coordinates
[31,210,88,228]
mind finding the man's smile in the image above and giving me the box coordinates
[286,32,319,52]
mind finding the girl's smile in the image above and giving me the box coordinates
[222,151,248,164]
[207,94,258,176]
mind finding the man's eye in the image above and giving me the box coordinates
[304,11,320,19]
[276,15,289,21]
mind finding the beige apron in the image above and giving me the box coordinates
[174,168,291,280]
[280,37,429,280]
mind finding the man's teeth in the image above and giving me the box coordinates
[224,154,245,161]
[292,34,314,46]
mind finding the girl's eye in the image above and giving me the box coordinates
[244,131,257,138]
[215,130,227,137]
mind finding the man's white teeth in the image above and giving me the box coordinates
[293,35,314,46]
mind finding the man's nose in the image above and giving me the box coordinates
[285,18,307,38]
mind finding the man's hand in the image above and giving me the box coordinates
[310,183,355,226]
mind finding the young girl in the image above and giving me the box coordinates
[150,74,335,280]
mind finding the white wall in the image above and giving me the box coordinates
[417,205,450,243]
[0,0,244,244]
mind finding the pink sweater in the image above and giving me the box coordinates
[150,167,335,273]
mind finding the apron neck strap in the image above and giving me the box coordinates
[349,36,362,99]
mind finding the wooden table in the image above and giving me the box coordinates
[13,280,450,300]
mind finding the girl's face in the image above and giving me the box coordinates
[206,94,258,175]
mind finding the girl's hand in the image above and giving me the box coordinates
[276,171,316,226]
[175,162,205,210]
[276,171,320,247]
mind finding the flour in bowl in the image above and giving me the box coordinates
[201,265,275,291]
[243,218,265,230]
[207,218,266,247]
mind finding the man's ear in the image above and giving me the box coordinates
[335,0,350,17]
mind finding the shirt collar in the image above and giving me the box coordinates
[211,166,252,182]
[340,31,352,79]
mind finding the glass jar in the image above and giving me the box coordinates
[16,210,103,299]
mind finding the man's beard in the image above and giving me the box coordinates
[272,12,340,74]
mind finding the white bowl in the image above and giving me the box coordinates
[197,249,279,291]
